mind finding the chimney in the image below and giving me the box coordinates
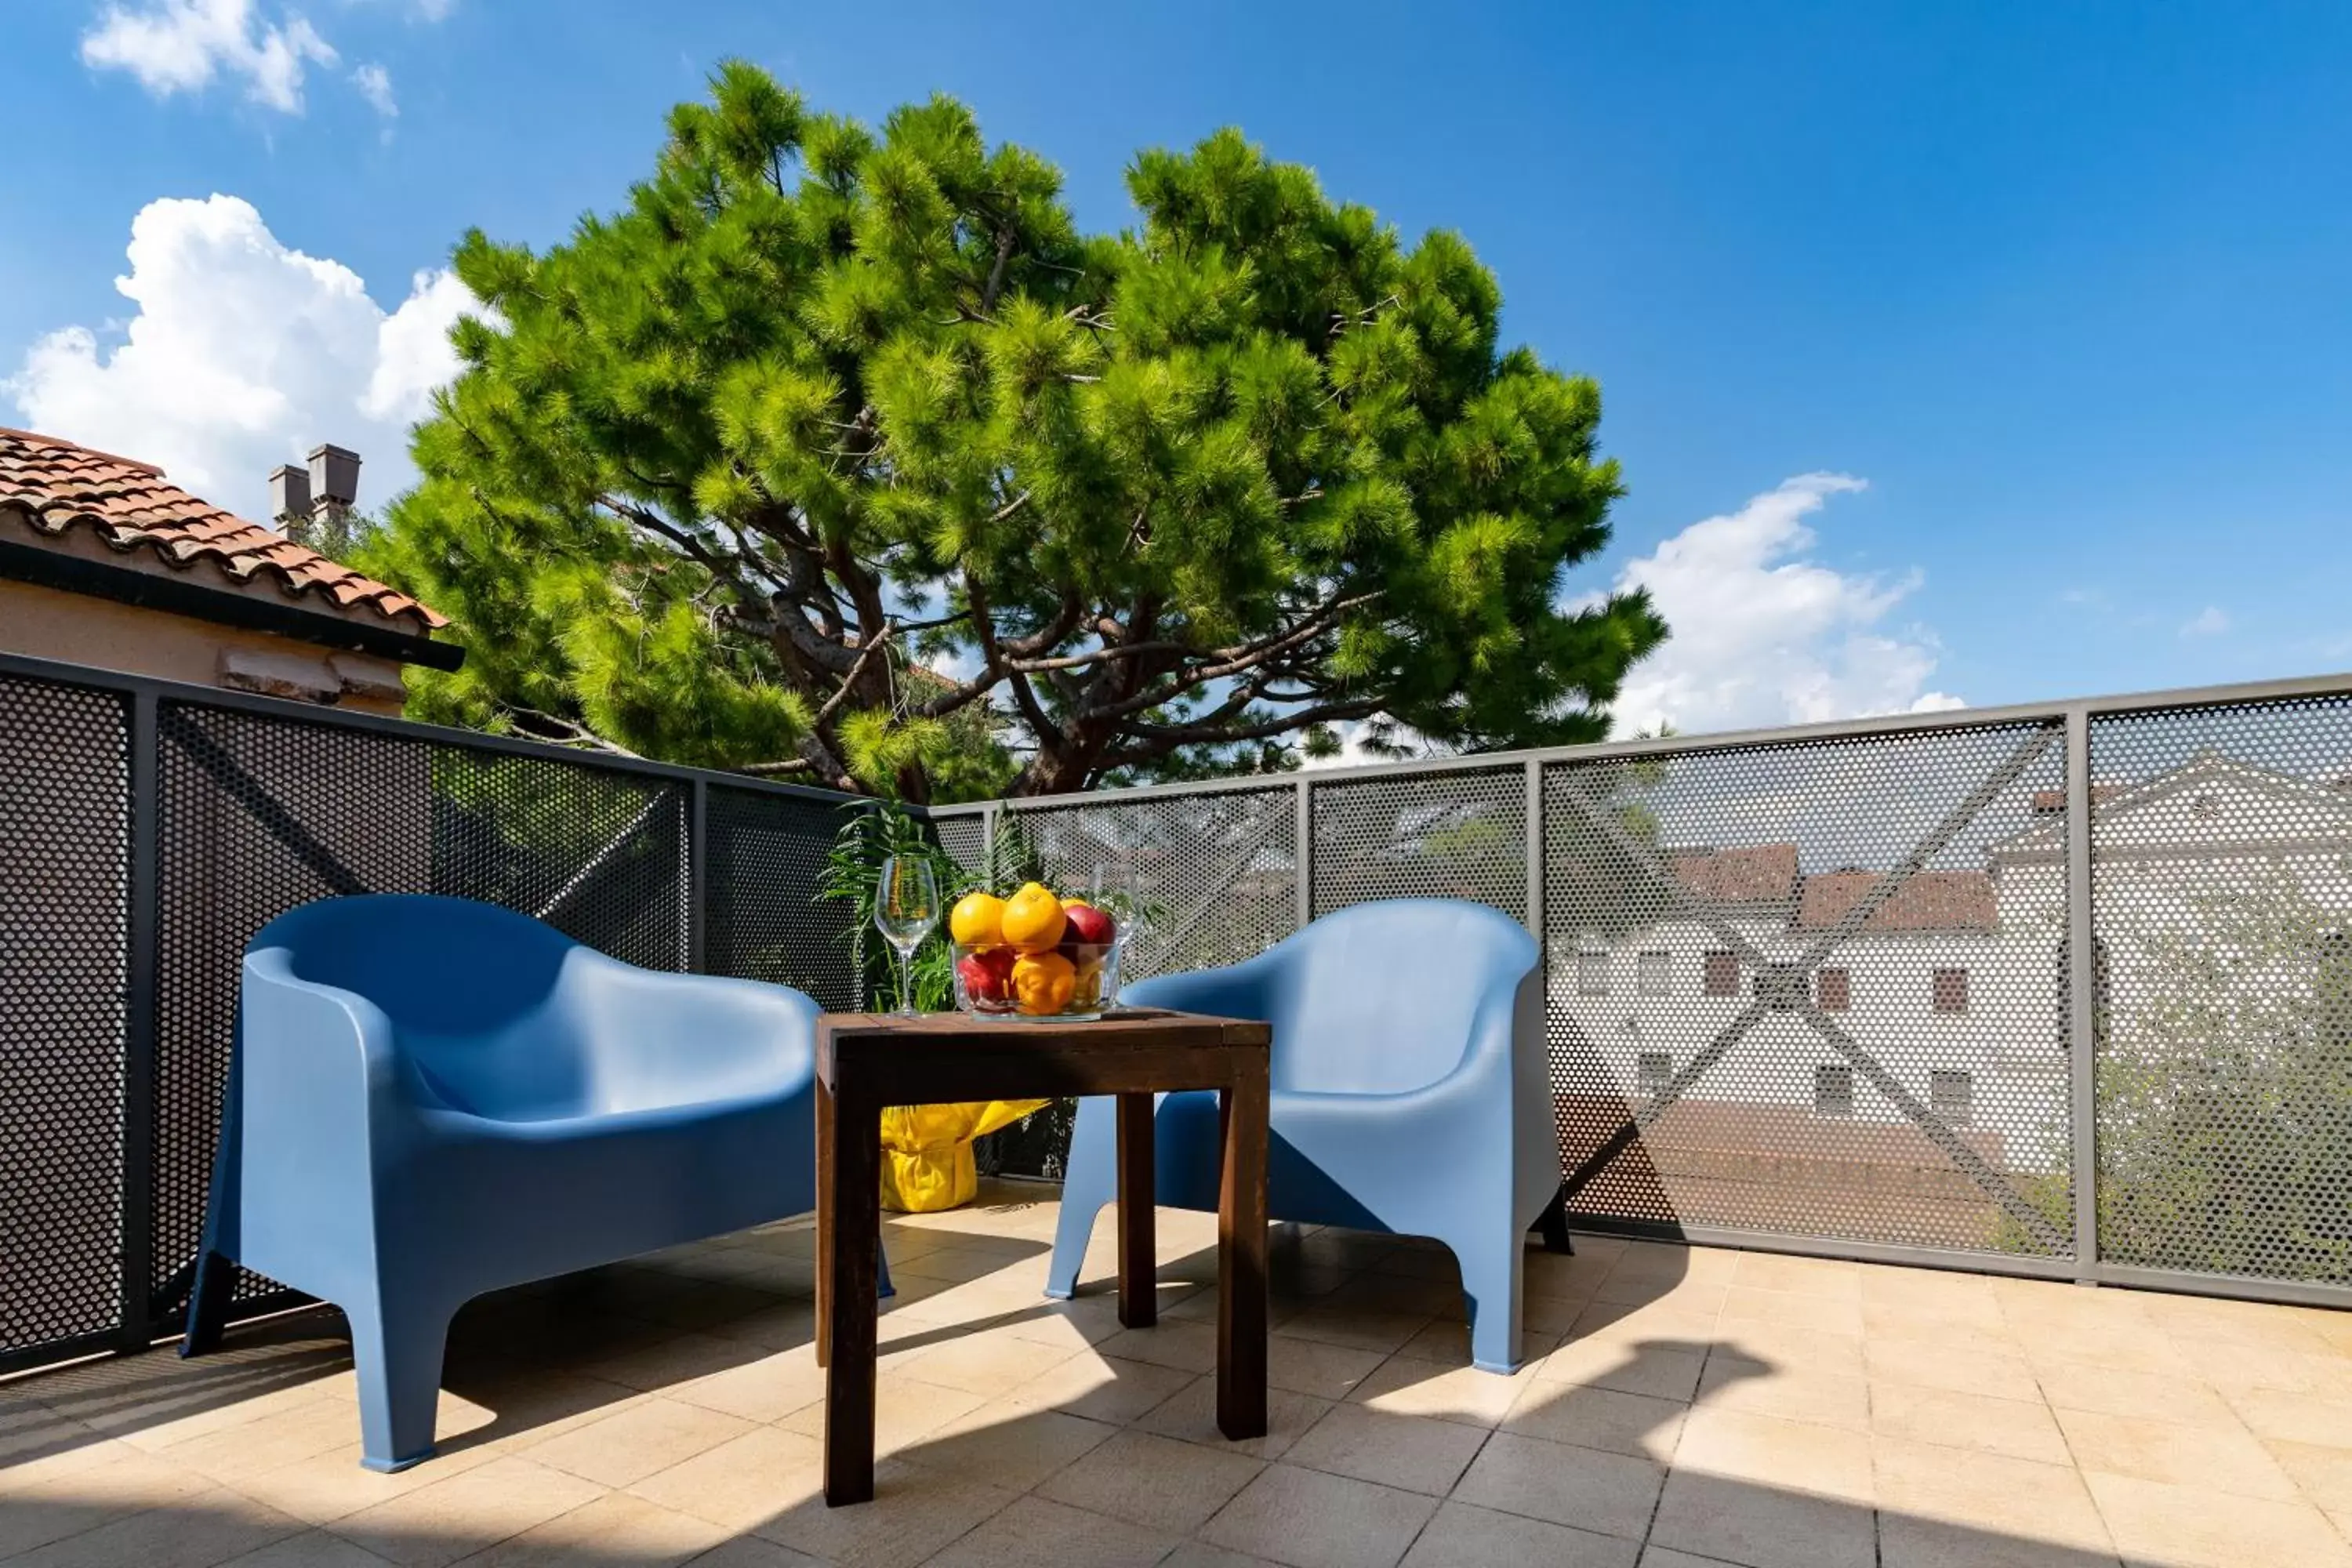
[268,463,312,528]
[307,444,361,512]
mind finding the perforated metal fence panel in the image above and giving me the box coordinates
[2088,696,2352,1286]
[932,813,991,886]
[0,674,129,1366]
[1013,784,1300,983]
[706,786,862,1011]
[1312,767,1528,922]
[1544,722,2078,1258]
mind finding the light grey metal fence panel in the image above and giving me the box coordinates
[2087,695,2352,1287]
[932,812,992,882]
[0,674,130,1364]
[1310,766,1528,921]
[1005,786,1298,982]
[1542,720,2077,1258]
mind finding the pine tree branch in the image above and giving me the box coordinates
[1084,590,1380,721]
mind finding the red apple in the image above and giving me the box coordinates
[1062,902,1116,946]
[957,950,1011,1002]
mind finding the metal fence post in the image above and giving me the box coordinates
[1523,758,1545,946]
[982,804,1000,888]
[687,777,708,974]
[1294,777,1314,935]
[119,689,158,1350]
[2064,705,2100,1283]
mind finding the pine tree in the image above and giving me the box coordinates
[365,63,1667,800]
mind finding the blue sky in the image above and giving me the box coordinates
[5,0,2348,735]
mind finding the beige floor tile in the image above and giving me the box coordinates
[220,1530,401,1566]
[1672,1407,1873,1501]
[1538,1337,1708,1402]
[893,1401,1116,1492]
[2147,1297,2344,1356]
[2027,1360,2233,1425]
[778,1372,984,1457]
[1388,1318,1562,1371]
[1275,1308,1435,1357]
[1708,1320,1868,1380]
[1730,1253,1864,1301]
[2225,1386,2352,1449]
[2053,1406,2299,1501]
[1501,1381,1686,1461]
[1199,1461,1439,1568]
[666,1350,829,1425]
[1283,1403,1490,1496]
[677,1538,827,1568]
[448,1490,728,1567]
[1133,1374,1334,1462]
[1647,1468,1878,1568]
[1863,1338,2043,1403]
[1450,1430,1666,1541]
[5,1485,303,1568]
[156,1396,360,1484]
[328,1456,604,1568]
[894,1328,1083,1397]
[1871,1382,2072,1465]
[1265,1338,1391,1400]
[2194,1341,2352,1399]
[1875,1511,2122,1568]
[2267,1439,2352,1511]
[1719,1286,1868,1338]
[1871,1436,2114,1555]
[997,1352,1196,1425]
[0,1443,212,1558]
[922,1494,1177,1568]
[2018,1322,2194,1379]
[1694,1356,1871,1432]
[579,1330,762,1394]
[1566,1298,1724,1346]
[1093,1319,1225,1374]
[1637,1549,1747,1568]
[1398,1497,1639,1567]
[624,1426,825,1530]
[2082,1469,2352,1568]
[1160,1543,1282,1568]
[213,1442,499,1529]
[1036,1428,1264,1532]
[756,1457,1018,1568]
[1348,1355,1536,1428]
[517,1396,755,1487]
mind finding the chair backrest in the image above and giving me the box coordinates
[249,895,598,1119]
[1262,899,1537,1094]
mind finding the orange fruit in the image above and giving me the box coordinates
[1000,882,1068,953]
[949,891,1006,947]
[1011,951,1077,1015]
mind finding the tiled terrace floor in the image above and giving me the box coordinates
[7,1184,2352,1568]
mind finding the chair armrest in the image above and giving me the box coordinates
[566,955,821,1105]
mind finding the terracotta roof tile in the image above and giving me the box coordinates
[1795,869,1997,932]
[1670,843,1799,904]
[0,426,445,631]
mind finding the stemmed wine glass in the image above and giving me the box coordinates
[874,855,940,1016]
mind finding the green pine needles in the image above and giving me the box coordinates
[363,61,1666,801]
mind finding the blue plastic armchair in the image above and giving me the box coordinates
[182,894,871,1472]
[1045,898,1562,1372]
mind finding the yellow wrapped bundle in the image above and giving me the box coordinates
[878,1099,1051,1212]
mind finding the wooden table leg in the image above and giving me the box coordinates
[822,1083,881,1507]
[814,1076,834,1371]
[1216,1060,1269,1440]
[1117,1091,1156,1329]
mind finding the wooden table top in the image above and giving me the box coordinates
[814,1007,1272,1102]
[818,1007,1269,1048]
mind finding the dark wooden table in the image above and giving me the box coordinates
[814,1007,1272,1506]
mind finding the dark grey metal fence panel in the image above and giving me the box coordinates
[2087,695,2352,1287]
[1311,766,1528,922]
[705,786,862,1011]
[932,813,991,884]
[0,674,131,1367]
[1543,720,2077,1259]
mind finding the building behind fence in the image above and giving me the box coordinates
[5,649,2349,1380]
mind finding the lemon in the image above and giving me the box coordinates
[1000,881,1068,953]
[949,891,1006,947]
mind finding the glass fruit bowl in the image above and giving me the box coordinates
[951,935,1125,1022]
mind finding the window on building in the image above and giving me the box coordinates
[1577,949,1610,996]
[1636,1051,1673,1094]
[1933,967,1970,1014]
[1816,967,1852,1012]
[1639,950,1671,996]
[1704,950,1740,997]
[1813,1065,1855,1118]
[1930,1069,1975,1126]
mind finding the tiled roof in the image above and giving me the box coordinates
[1795,869,1998,932]
[1670,842,1799,904]
[0,426,445,631]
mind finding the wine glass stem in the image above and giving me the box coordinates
[898,946,916,1015]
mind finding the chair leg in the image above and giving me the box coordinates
[179,1245,237,1357]
[1535,1185,1576,1255]
[1044,1098,1116,1300]
[1454,1228,1528,1375]
[347,1296,452,1473]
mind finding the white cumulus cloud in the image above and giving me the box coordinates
[1600,473,1963,737]
[6,194,477,522]
[81,0,338,114]
[350,61,396,120]
[2180,605,2230,637]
